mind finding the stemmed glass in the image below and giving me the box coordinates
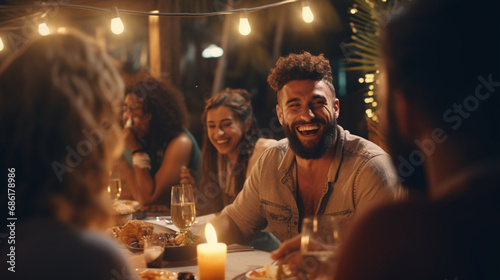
[107,162,122,201]
[301,216,341,278]
[170,184,196,233]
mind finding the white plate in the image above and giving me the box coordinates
[244,265,293,280]
[135,268,178,280]
[245,267,275,280]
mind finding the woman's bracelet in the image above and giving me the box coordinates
[132,152,151,170]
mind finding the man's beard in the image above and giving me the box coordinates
[283,117,337,159]
[386,101,428,195]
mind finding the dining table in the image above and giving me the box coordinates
[162,249,273,280]
[129,213,276,279]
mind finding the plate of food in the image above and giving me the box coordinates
[239,262,293,280]
[135,268,178,280]
[109,220,201,261]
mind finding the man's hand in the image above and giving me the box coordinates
[270,235,304,278]
[123,126,142,152]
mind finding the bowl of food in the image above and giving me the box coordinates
[162,231,201,261]
[112,201,136,226]
[129,230,201,262]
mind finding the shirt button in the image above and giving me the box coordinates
[294,221,298,225]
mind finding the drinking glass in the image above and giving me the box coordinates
[107,162,122,201]
[301,216,341,278]
[144,235,165,268]
[170,184,196,233]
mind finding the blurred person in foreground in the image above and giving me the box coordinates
[211,52,401,250]
[180,88,276,215]
[0,32,136,280]
[333,0,500,279]
[119,74,201,207]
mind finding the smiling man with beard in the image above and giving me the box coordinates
[211,52,401,249]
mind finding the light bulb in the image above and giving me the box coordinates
[38,23,50,36]
[239,12,251,36]
[302,3,314,23]
[202,44,224,58]
[0,37,4,51]
[111,17,124,34]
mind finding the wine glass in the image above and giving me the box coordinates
[301,216,341,278]
[107,162,122,201]
[170,184,196,233]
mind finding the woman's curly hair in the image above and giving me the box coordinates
[0,31,124,229]
[267,51,335,96]
[124,74,188,152]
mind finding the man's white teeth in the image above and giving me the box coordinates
[217,139,229,144]
[297,124,320,132]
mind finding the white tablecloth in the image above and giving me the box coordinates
[164,250,272,279]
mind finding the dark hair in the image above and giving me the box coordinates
[200,88,259,212]
[382,0,500,152]
[124,74,188,152]
[267,51,335,97]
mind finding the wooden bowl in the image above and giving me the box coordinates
[163,245,197,261]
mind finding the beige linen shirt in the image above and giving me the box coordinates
[222,125,400,243]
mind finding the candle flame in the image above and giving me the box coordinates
[205,223,217,244]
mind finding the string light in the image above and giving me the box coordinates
[38,22,49,36]
[110,7,124,35]
[0,0,310,38]
[239,11,251,36]
[0,37,4,51]
[364,73,375,83]
[202,44,224,58]
[302,1,314,23]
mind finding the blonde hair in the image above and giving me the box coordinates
[0,31,124,229]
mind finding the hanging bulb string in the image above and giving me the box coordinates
[0,0,302,18]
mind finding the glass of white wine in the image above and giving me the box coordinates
[107,162,122,201]
[170,184,196,233]
[301,216,341,278]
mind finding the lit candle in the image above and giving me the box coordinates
[197,223,227,280]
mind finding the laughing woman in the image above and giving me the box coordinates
[181,88,277,215]
[119,76,201,207]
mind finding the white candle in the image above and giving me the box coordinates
[197,223,227,280]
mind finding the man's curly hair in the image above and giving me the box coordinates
[267,51,335,96]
